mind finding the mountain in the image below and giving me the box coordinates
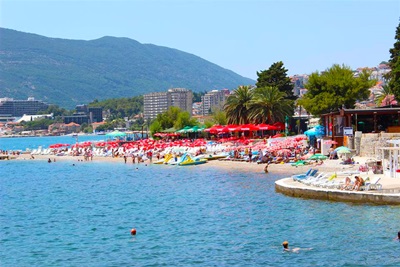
[0,28,255,109]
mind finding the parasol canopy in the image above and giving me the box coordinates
[106,130,126,137]
[235,124,259,131]
[304,125,325,137]
[335,146,351,154]
[308,154,328,160]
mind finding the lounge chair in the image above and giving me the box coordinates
[302,173,327,186]
[361,177,382,191]
[292,168,317,181]
[313,174,336,187]
[319,173,339,188]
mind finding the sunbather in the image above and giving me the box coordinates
[352,176,365,191]
[340,176,352,190]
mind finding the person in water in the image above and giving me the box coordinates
[264,162,270,173]
[395,231,400,240]
[282,241,312,253]
[282,241,290,251]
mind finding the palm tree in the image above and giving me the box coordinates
[224,85,254,124]
[248,86,293,124]
[375,84,397,107]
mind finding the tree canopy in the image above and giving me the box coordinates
[388,19,400,99]
[224,85,293,124]
[298,64,375,116]
[88,96,143,120]
[256,61,295,100]
[249,86,293,124]
[149,106,198,134]
[224,85,254,124]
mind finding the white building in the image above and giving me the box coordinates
[200,89,229,115]
[143,88,193,119]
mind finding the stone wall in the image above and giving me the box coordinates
[356,132,400,158]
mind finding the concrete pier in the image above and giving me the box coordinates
[275,178,400,205]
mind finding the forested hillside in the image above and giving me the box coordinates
[0,28,254,108]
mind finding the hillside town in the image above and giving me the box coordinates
[0,63,391,137]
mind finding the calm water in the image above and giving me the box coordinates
[1,139,400,266]
[0,135,106,151]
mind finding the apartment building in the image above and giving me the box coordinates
[144,88,193,119]
[0,97,49,117]
[143,92,170,120]
[200,89,229,115]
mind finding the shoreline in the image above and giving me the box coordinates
[14,153,345,175]
[11,153,400,205]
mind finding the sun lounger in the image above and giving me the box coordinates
[361,177,382,191]
[312,174,335,187]
[292,168,317,181]
[302,173,327,186]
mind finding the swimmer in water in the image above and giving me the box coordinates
[282,241,290,251]
[394,231,400,241]
[282,241,312,253]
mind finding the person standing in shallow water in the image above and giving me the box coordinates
[264,162,269,173]
[248,148,252,163]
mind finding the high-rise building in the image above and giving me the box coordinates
[200,89,229,115]
[143,88,193,119]
[0,97,49,117]
[168,88,193,115]
[143,92,170,120]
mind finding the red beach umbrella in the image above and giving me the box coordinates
[235,124,259,131]
[273,122,285,131]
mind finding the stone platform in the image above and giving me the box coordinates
[275,178,400,205]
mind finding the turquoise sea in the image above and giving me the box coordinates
[0,135,107,152]
[1,137,400,266]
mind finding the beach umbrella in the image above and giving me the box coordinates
[291,160,306,166]
[324,140,338,145]
[277,148,292,156]
[335,146,351,154]
[49,143,70,148]
[205,125,224,134]
[257,123,279,130]
[235,124,259,131]
[177,126,192,133]
[335,146,350,152]
[106,130,126,137]
[273,122,285,131]
[272,133,285,138]
[309,154,328,160]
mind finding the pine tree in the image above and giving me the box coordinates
[388,19,400,99]
[256,61,295,100]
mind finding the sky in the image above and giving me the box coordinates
[1,0,399,80]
